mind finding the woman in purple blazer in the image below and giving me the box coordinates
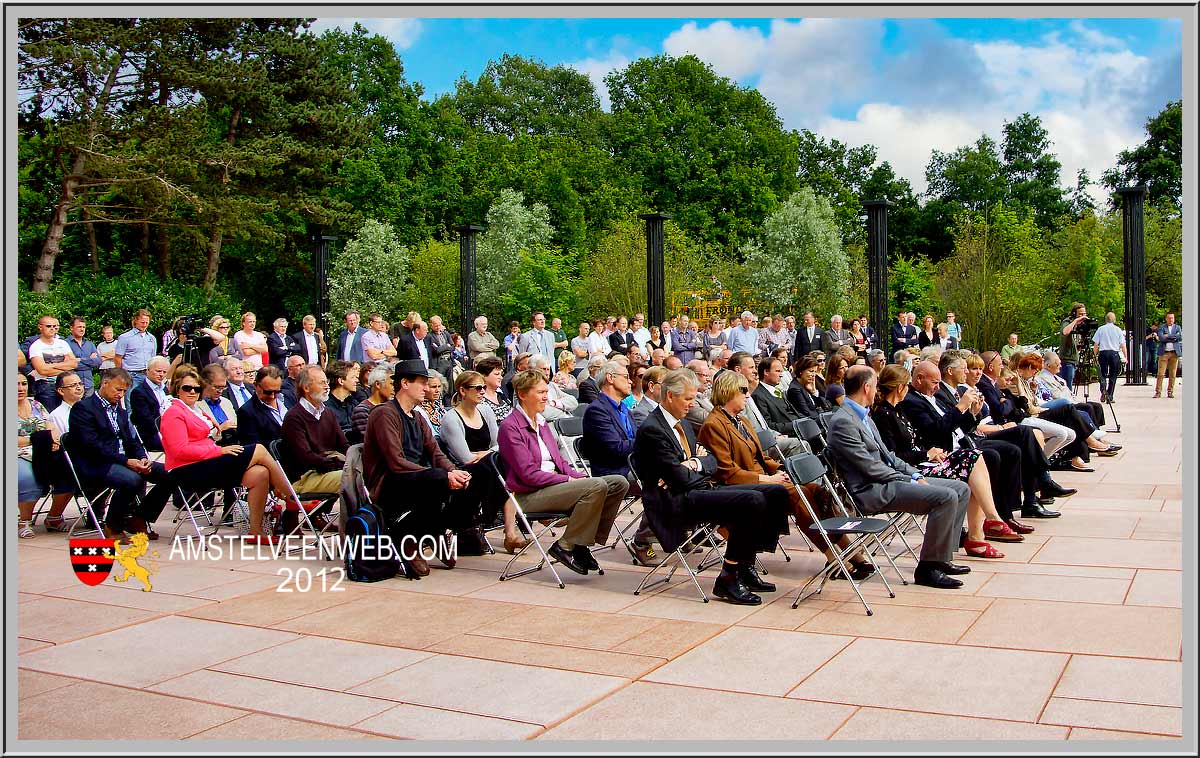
[497,370,629,576]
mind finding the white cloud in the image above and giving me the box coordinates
[662,20,767,80]
[1069,20,1125,50]
[309,17,423,50]
[565,50,631,111]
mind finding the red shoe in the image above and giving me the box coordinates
[243,534,280,545]
[1004,518,1035,535]
[983,519,1024,542]
[963,539,1005,559]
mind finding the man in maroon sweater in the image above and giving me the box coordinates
[362,359,489,574]
[280,365,348,495]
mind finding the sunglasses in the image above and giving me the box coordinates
[465,384,486,391]
[259,388,281,396]
[179,385,202,393]
[739,387,750,394]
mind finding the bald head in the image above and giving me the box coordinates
[843,364,877,403]
[1106,312,1116,323]
[911,360,941,395]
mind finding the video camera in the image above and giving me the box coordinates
[175,314,203,338]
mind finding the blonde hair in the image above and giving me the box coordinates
[710,369,748,406]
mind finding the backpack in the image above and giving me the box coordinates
[343,501,400,582]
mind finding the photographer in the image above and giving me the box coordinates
[1092,313,1127,403]
[166,315,222,370]
[1059,303,1094,392]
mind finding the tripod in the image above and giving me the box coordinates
[1074,340,1121,434]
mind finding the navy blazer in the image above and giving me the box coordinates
[899,390,978,452]
[223,382,254,410]
[128,380,164,451]
[577,376,601,405]
[976,374,1014,423]
[794,326,824,358]
[396,332,436,365]
[751,383,801,437]
[237,396,286,446]
[291,330,322,366]
[67,393,148,481]
[580,394,635,476]
[266,331,301,369]
[631,406,718,553]
[334,326,367,364]
[608,330,637,357]
[890,322,918,354]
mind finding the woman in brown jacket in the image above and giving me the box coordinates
[697,370,875,580]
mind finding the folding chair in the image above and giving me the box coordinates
[783,453,898,616]
[627,454,721,602]
[267,439,341,561]
[59,436,115,537]
[570,402,589,418]
[487,451,583,588]
[755,427,812,560]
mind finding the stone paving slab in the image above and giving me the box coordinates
[14,381,1187,745]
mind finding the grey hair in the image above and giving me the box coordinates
[426,369,446,388]
[588,356,606,369]
[661,367,700,398]
[147,355,169,370]
[474,315,487,328]
[919,345,944,362]
[1042,349,1061,367]
[740,310,754,320]
[297,364,325,396]
[367,364,392,391]
[528,353,551,370]
[893,349,910,365]
[867,349,885,362]
[597,361,627,388]
[274,318,288,328]
[830,314,843,322]
[708,346,724,362]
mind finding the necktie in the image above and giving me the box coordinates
[774,387,784,399]
[673,421,692,458]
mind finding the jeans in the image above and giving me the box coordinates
[1097,350,1122,400]
[1059,362,1076,393]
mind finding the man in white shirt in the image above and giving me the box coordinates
[518,311,556,367]
[630,313,651,359]
[28,315,79,411]
[294,314,324,367]
[49,371,86,434]
[222,356,255,409]
[1092,312,1126,403]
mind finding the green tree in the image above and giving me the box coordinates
[740,188,848,317]
[1001,112,1069,228]
[498,248,581,327]
[403,239,461,327]
[326,218,409,322]
[1102,100,1182,211]
[794,130,878,245]
[476,189,555,317]
[604,54,799,251]
[889,254,944,320]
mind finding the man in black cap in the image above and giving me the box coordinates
[361,359,488,575]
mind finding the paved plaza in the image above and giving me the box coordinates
[14,382,1187,745]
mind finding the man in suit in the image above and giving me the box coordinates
[607,316,638,357]
[825,366,971,589]
[396,319,435,367]
[266,318,301,370]
[334,310,367,364]
[68,368,175,540]
[129,356,170,451]
[632,368,792,605]
[858,315,878,352]
[577,356,605,406]
[750,356,804,439]
[237,364,289,446]
[890,310,918,355]
[292,315,326,367]
[517,311,556,367]
[820,315,853,358]
[630,366,667,429]
[1154,312,1182,398]
[794,312,825,363]
[582,361,656,565]
[280,354,305,408]
[222,356,255,409]
[427,315,454,376]
[683,359,715,436]
[730,353,804,458]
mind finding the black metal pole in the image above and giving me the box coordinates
[456,224,485,341]
[863,200,892,344]
[312,232,337,335]
[1117,186,1148,385]
[640,213,671,328]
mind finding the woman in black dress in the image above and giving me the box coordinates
[787,354,832,421]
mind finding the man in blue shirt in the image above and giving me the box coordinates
[727,311,761,356]
[115,309,158,389]
[64,316,102,396]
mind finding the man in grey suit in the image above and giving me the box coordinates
[630,366,667,429]
[517,311,556,367]
[820,314,853,358]
[683,359,714,435]
[825,365,972,589]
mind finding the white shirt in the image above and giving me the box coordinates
[302,331,320,364]
[515,404,556,473]
[300,397,324,420]
[586,331,609,359]
[1093,322,1124,353]
[228,382,252,408]
[148,380,172,414]
[234,329,267,371]
[341,329,357,361]
[415,337,429,367]
[742,390,769,431]
[28,337,73,381]
[50,402,74,434]
[632,327,651,352]
[657,406,690,458]
[1161,324,1179,352]
[921,391,967,450]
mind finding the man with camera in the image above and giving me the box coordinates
[1092,313,1127,403]
[1059,303,1094,392]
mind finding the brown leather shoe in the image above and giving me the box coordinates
[629,542,657,566]
[408,553,431,577]
[503,534,531,554]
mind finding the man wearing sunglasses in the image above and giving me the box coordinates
[236,364,289,446]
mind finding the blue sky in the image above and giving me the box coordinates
[310,16,1183,198]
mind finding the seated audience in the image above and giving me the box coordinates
[416,369,448,434]
[498,369,629,576]
[16,372,76,538]
[1035,350,1109,431]
[324,360,361,436]
[577,356,605,405]
[825,366,972,589]
[280,354,305,407]
[236,364,289,446]
[350,364,392,444]
[160,365,292,543]
[441,370,527,553]
[731,352,804,458]
[474,355,514,424]
[631,366,667,428]
[866,349,887,374]
[787,354,834,421]
[1011,353,1118,459]
[222,355,255,409]
[553,350,579,391]
[280,365,349,499]
[683,359,714,435]
[529,354,579,421]
[633,368,791,605]
[197,363,238,444]
[49,370,86,435]
[824,354,849,405]
[129,356,172,451]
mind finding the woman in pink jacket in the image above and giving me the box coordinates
[159,366,297,543]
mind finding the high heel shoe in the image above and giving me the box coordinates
[963,539,1005,559]
[983,519,1024,543]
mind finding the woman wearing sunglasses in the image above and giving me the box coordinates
[440,370,528,554]
[159,366,297,543]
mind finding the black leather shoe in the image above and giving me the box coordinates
[913,567,963,589]
[572,544,600,571]
[738,563,776,592]
[935,561,971,575]
[1022,502,1061,519]
[1038,496,1057,506]
[829,561,875,582]
[548,541,588,575]
[456,528,488,556]
[1040,480,1077,498]
[712,573,762,605]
